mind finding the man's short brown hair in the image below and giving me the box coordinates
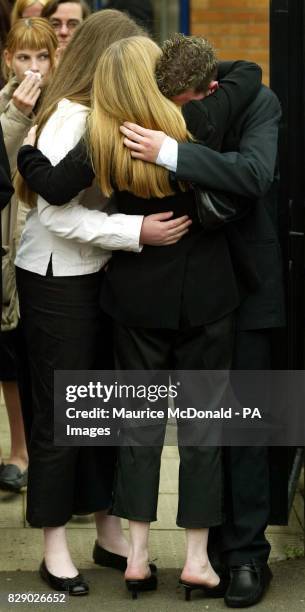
[42,0,91,20]
[156,33,217,98]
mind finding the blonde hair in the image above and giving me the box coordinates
[11,0,49,25]
[16,9,145,207]
[3,17,58,80]
[89,36,190,199]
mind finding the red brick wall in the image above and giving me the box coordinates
[190,0,270,84]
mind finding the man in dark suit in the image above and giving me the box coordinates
[0,124,14,319]
[120,35,285,608]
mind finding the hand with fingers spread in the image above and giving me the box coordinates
[23,124,38,147]
[12,73,42,116]
[120,122,167,163]
[140,211,192,246]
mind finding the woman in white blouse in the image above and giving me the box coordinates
[15,10,189,595]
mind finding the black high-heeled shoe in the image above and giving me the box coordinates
[125,567,158,600]
[179,577,228,601]
[39,560,89,596]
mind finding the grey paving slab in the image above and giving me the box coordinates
[0,490,25,528]
[159,457,178,494]
[266,532,304,561]
[162,446,179,459]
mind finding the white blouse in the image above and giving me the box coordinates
[15,99,143,276]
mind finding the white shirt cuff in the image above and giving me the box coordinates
[156,136,178,172]
[122,214,144,252]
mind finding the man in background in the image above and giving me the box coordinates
[42,0,90,56]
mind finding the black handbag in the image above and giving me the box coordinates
[193,185,252,231]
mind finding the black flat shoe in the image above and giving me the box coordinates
[224,562,272,608]
[179,577,228,601]
[93,541,127,571]
[126,569,158,600]
[39,560,89,596]
[0,464,28,492]
[93,541,157,574]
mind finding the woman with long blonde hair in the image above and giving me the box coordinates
[87,35,239,599]
[13,10,190,595]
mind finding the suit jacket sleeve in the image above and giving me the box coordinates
[17,138,94,206]
[177,87,281,198]
[183,60,262,151]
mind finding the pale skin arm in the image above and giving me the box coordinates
[22,127,192,247]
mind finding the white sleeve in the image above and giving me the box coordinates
[37,104,143,252]
[156,136,178,172]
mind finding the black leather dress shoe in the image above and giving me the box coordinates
[225,562,272,608]
[39,560,89,596]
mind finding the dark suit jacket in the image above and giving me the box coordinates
[181,86,287,525]
[100,188,240,328]
[0,124,14,319]
[179,85,285,331]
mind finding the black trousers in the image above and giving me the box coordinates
[16,266,116,527]
[112,313,235,528]
[209,329,271,566]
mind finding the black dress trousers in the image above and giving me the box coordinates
[112,313,235,529]
[209,329,271,566]
[16,266,116,527]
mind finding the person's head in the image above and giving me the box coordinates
[11,0,49,25]
[3,17,58,85]
[89,35,189,200]
[16,9,145,206]
[41,0,90,50]
[156,33,218,105]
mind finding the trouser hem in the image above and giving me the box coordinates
[176,516,223,529]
